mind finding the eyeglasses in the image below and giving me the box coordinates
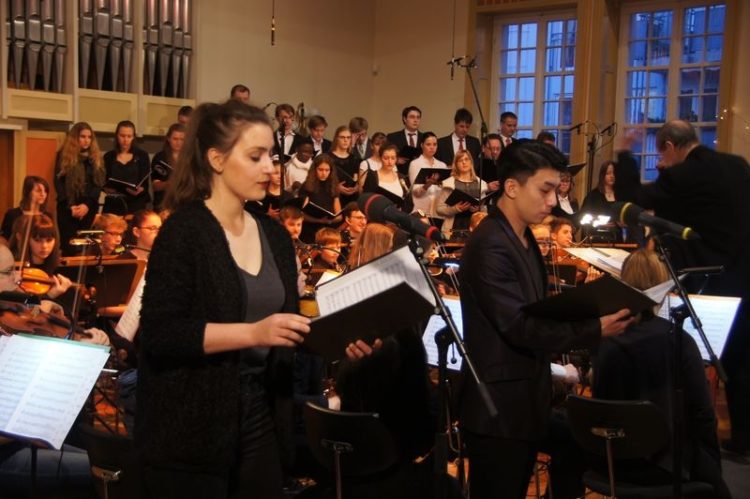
[349,215,366,221]
[105,231,124,237]
[139,225,161,232]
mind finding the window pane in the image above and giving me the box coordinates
[560,130,571,154]
[629,41,648,67]
[547,21,564,46]
[519,49,536,73]
[500,78,517,101]
[630,13,650,39]
[517,103,534,126]
[680,69,700,94]
[649,70,668,96]
[650,39,670,66]
[544,102,559,126]
[706,35,722,62]
[544,76,561,100]
[700,127,717,146]
[644,155,660,181]
[566,20,577,45]
[501,50,518,74]
[652,11,673,38]
[683,7,706,35]
[560,99,572,125]
[546,48,562,72]
[626,98,647,123]
[519,77,535,100]
[647,98,667,122]
[564,75,574,96]
[627,71,648,97]
[679,96,700,121]
[644,128,659,153]
[704,67,720,93]
[702,95,718,121]
[521,23,537,48]
[517,129,534,139]
[504,24,519,50]
[499,103,517,116]
[682,36,704,64]
[563,46,576,70]
[708,5,725,34]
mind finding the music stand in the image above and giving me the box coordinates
[56,257,145,314]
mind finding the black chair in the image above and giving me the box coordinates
[303,402,399,499]
[567,395,714,498]
[76,423,143,499]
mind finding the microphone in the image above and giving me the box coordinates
[125,244,151,253]
[568,122,585,134]
[446,56,465,65]
[357,193,446,243]
[612,202,700,241]
[76,229,105,235]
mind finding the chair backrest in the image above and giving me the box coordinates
[567,395,669,460]
[77,424,143,499]
[304,401,399,478]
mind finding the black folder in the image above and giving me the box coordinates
[413,167,452,185]
[522,274,657,321]
[303,201,343,219]
[336,166,358,188]
[375,186,406,207]
[444,188,495,207]
[303,282,434,361]
[105,171,150,191]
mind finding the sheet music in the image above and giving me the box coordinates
[115,272,145,341]
[422,296,463,371]
[565,247,631,277]
[658,294,741,361]
[315,245,435,316]
[0,334,110,449]
[644,278,678,303]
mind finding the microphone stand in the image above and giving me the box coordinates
[458,58,489,183]
[405,237,497,498]
[651,232,727,499]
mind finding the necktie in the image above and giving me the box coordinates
[408,133,416,148]
[504,137,511,147]
[458,137,465,151]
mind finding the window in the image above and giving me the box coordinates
[496,16,577,154]
[619,3,725,181]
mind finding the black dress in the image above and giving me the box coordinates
[329,153,359,206]
[104,148,151,214]
[54,154,104,255]
[150,151,174,210]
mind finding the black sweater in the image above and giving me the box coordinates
[136,201,299,472]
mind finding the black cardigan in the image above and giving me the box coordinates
[136,201,299,473]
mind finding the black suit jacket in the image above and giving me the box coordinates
[435,134,481,167]
[304,137,331,157]
[499,135,517,152]
[350,140,373,163]
[274,130,307,162]
[387,130,423,175]
[459,209,600,439]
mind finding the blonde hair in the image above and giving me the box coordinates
[469,211,488,231]
[57,122,105,201]
[451,149,477,181]
[347,223,395,269]
[93,213,128,233]
[621,249,668,291]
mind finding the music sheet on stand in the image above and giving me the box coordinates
[315,245,435,316]
[658,294,741,362]
[0,334,110,449]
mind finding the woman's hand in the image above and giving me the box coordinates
[46,274,73,299]
[456,201,472,213]
[126,186,145,197]
[80,327,111,346]
[70,204,89,219]
[339,183,358,196]
[599,308,634,337]
[254,313,311,347]
[267,206,281,219]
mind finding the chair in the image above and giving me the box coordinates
[304,402,399,499]
[567,395,714,498]
[76,423,143,499]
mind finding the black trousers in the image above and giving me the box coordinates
[143,379,284,499]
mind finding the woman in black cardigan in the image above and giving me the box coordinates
[137,100,311,498]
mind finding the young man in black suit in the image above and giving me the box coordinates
[349,116,371,163]
[459,141,634,499]
[477,132,502,192]
[386,105,423,175]
[273,103,306,163]
[306,115,331,157]
[499,111,518,150]
[615,120,750,462]
[436,107,482,167]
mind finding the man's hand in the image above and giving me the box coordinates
[600,308,634,337]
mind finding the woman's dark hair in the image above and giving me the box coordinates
[378,142,399,160]
[497,139,567,189]
[418,131,437,148]
[10,213,60,273]
[596,160,616,194]
[303,153,339,198]
[20,176,50,212]
[114,120,137,153]
[162,123,186,157]
[164,100,272,211]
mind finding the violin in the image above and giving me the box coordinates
[17,266,88,297]
[0,298,91,340]
[550,247,590,283]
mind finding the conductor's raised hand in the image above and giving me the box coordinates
[256,313,311,347]
[600,308,634,337]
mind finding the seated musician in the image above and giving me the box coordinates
[549,217,602,283]
[0,175,51,248]
[280,205,305,246]
[592,249,730,498]
[308,228,344,286]
[10,213,72,300]
[339,202,367,259]
[126,209,162,261]
[0,244,108,498]
[92,213,128,257]
[531,222,552,258]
